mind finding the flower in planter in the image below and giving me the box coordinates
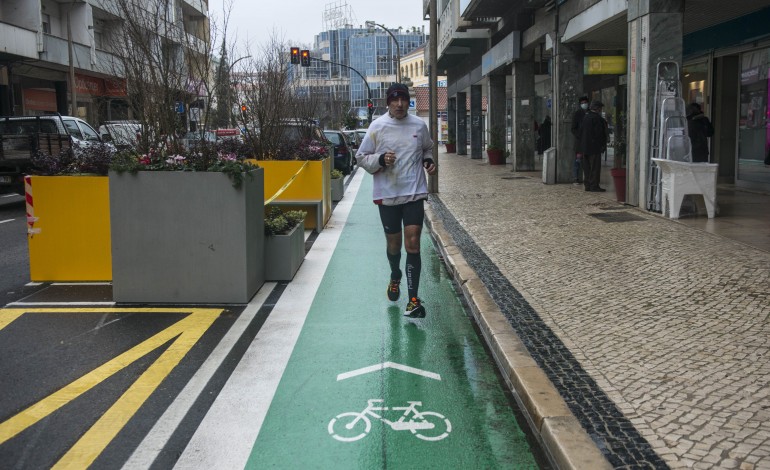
[270,139,329,161]
[330,168,343,179]
[264,206,307,236]
[30,142,115,176]
[110,139,258,188]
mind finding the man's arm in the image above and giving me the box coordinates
[355,129,386,174]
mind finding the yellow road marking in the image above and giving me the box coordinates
[0,308,222,468]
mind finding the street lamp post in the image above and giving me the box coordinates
[227,55,251,127]
[365,21,401,82]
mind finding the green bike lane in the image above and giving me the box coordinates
[245,172,542,468]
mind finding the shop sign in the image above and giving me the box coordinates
[23,88,57,112]
[583,56,627,75]
[482,31,520,76]
[75,74,105,96]
[741,67,759,85]
[105,79,127,97]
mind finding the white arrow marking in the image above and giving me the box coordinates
[337,362,441,381]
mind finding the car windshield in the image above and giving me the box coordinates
[324,132,342,145]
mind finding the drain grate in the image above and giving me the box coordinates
[501,176,528,180]
[590,212,646,222]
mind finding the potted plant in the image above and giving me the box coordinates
[264,206,307,281]
[25,143,115,281]
[445,134,456,153]
[487,125,506,165]
[330,168,344,202]
[108,139,265,304]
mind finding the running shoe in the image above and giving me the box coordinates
[404,297,426,318]
[387,279,400,301]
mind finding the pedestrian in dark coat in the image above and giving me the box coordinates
[537,116,552,154]
[686,102,714,163]
[579,100,608,192]
[571,96,589,184]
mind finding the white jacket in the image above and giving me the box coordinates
[356,113,433,203]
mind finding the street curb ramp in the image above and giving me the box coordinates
[425,204,612,470]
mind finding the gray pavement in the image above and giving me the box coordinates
[427,150,770,469]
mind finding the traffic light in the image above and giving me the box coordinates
[240,104,248,113]
[300,50,310,67]
[290,47,299,64]
[367,99,374,121]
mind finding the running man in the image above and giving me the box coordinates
[356,83,436,317]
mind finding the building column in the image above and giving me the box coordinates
[456,91,467,155]
[627,0,683,207]
[447,97,457,146]
[553,42,584,183]
[512,61,535,170]
[470,84,482,159]
[488,74,506,154]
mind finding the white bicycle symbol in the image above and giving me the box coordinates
[328,399,452,442]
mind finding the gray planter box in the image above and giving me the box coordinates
[109,169,264,303]
[331,176,344,202]
[264,222,305,281]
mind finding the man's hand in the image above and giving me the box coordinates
[423,158,437,175]
[379,151,397,167]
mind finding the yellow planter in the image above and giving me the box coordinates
[248,158,332,230]
[26,176,112,281]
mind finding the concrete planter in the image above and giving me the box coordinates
[264,222,305,281]
[109,169,264,304]
[331,176,344,202]
[26,175,112,281]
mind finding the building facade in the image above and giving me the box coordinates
[429,0,770,211]
[0,0,210,128]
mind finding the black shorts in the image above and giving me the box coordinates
[378,200,425,234]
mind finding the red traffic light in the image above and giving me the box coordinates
[241,104,248,112]
[300,50,310,67]
[290,47,299,64]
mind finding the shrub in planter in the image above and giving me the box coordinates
[331,168,344,202]
[264,206,307,281]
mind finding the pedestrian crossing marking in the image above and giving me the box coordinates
[0,307,221,468]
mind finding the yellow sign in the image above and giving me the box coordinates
[584,56,627,75]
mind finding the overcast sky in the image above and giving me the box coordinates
[208,0,428,50]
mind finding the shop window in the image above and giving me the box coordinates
[737,48,770,185]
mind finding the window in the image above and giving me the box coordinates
[42,14,51,34]
[62,119,83,140]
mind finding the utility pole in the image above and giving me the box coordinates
[428,0,438,193]
[67,2,77,116]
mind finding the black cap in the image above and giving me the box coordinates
[579,96,589,103]
[590,100,604,110]
[386,83,410,104]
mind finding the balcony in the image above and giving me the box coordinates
[40,34,92,70]
[181,0,207,17]
[0,22,38,59]
[436,0,490,69]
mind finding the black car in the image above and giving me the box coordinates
[323,130,354,174]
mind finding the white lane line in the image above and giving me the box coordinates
[337,362,442,381]
[173,170,365,470]
[123,282,277,469]
[0,219,13,224]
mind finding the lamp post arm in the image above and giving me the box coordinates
[310,56,372,112]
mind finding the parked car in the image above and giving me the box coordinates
[343,130,360,150]
[323,130,354,174]
[355,129,368,145]
[182,130,217,151]
[98,120,142,150]
[0,114,113,190]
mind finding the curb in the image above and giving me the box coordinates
[425,204,612,470]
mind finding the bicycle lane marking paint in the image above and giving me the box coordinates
[246,174,539,468]
[173,171,366,469]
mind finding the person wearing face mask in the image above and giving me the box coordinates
[570,96,589,185]
[355,83,436,318]
[579,100,609,192]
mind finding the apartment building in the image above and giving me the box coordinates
[0,0,209,128]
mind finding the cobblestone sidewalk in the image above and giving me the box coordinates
[432,153,770,469]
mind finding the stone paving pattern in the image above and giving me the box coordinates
[431,153,770,469]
